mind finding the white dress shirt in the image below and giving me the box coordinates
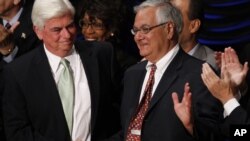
[44,45,91,141]
[139,44,180,102]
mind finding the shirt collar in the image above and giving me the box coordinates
[146,44,180,73]
[44,44,77,74]
[188,43,199,56]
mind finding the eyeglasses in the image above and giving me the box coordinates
[79,19,104,30]
[131,22,168,35]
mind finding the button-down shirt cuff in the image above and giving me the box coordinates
[223,98,240,118]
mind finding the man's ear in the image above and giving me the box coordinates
[189,19,201,34]
[33,26,43,40]
[165,22,175,39]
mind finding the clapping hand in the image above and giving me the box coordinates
[172,82,193,135]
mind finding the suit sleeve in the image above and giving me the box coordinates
[2,67,54,141]
[218,106,250,137]
[0,63,5,140]
[187,68,224,141]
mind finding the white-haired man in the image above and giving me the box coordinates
[2,0,121,141]
[109,1,223,141]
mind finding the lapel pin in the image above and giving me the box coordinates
[21,33,26,39]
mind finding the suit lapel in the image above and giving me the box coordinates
[131,63,147,115]
[33,46,64,110]
[75,41,100,132]
[149,49,184,110]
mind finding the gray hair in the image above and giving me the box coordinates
[134,0,182,34]
[31,0,75,29]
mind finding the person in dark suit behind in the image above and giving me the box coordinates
[201,47,249,138]
[173,47,249,140]
[109,1,223,141]
[2,0,121,141]
[0,0,40,63]
[170,0,218,70]
[0,0,40,140]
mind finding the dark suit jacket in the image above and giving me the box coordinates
[111,48,223,141]
[0,60,6,141]
[218,104,250,139]
[0,4,40,141]
[2,41,121,141]
[227,106,250,124]
[192,43,218,71]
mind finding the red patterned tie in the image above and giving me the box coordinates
[126,64,157,141]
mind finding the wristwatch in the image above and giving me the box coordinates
[0,44,14,56]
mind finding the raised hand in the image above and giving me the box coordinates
[201,63,234,104]
[172,82,193,135]
[221,47,248,90]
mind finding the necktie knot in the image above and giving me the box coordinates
[60,59,70,69]
[150,64,157,75]
[5,22,11,29]
[147,64,156,88]
[151,64,156,70]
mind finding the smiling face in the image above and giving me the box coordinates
[133,7,171,63]
[81,13,108,41]
[34,12,77,57]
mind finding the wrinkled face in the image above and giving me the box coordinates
[133,7,169,62]
[81,13,107,41]
[34,13,77,57]
[171,0,192,44]
[0,0,14,16]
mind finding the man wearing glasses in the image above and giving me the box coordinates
[110,0,223,141]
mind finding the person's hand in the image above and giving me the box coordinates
[201,63,234,104]
[172,82,193,135]
[0,22,20,55]
[215,51,222,68]
[221,47,248,91]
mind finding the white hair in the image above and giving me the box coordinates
[31,0,75,29]
[134,0,182,34]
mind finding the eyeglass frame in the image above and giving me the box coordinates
[131,22,168,35]
[79,19,105,30]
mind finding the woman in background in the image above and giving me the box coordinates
[78,0,139,72]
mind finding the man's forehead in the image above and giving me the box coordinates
[135,8,157,23]
[45,15,73,25]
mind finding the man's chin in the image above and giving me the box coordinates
[139,51,147,58]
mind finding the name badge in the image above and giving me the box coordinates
[131,129,141,135]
